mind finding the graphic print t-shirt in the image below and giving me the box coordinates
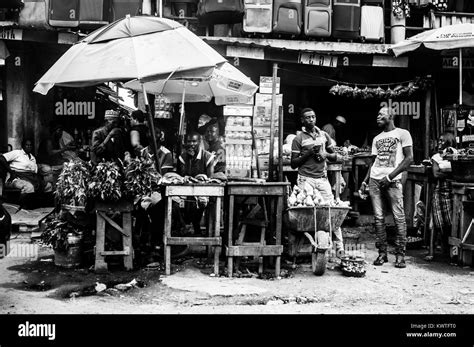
[370,128,413,180]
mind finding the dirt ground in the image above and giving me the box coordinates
[0,227,473,314]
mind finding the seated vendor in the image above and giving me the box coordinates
[204,121,225,174]
[291,108,344,256]
[0,139,52,196]
[176,131,215,235]
[37,123,77,187]
[140,125,174,175]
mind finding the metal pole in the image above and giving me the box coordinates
[141,84,160,170]
[424,87,431,159]
[159,0,163,18]
[459,48,463,106]
[278,92,283,182]
[269,63,278,182]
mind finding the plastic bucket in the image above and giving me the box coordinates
[54,233,82,268]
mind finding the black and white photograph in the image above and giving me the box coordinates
[0,0,473,345]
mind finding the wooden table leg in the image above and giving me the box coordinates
[122,211,133,271]
[227,195,234,278]
[275,196,283,278]
[207,202,214,260]
[95,211,108,272]
[164,197,172,276]
[214,197,222,276]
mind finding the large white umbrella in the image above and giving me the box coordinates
[34,16,226,95]
[124,62,258,105]
[33,16,228,166]
[390,23,474,105]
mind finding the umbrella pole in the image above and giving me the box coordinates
[269,63,278,182]
[459,48,463,106]
[177,81,187,157]
[141,84,160,171]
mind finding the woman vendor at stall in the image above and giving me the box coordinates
[0,139,52,196]
[427,132,457,261]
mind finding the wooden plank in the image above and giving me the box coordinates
[165,185,224,197]
[227,195,235,277]
[95,212,108,272]
[214,197,222,275]
[97,211,128,237]
[164,197,172,276]
[95,200,133,212]
[122,212,133,270]
[372,56,409,68]
[100,250,130,256]
[167,237,222,246]
[226,245,283,257]
[227,185,287,196]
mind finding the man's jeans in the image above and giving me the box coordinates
[368,178,407,256]
[297,174,343,250]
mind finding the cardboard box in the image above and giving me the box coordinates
[255,93,283,107]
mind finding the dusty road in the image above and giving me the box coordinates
[0,230,473,314]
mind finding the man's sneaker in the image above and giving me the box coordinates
[373,254,388,266]
[395,255,406,268]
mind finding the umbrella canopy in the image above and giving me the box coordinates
[124,62,258,105]
[33,16,226,95]
[390,23,474,57]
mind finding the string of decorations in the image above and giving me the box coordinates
[328,77,431,99]
[276,68,432,99]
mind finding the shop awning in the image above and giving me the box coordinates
[202,36,409,68]
[201,36,390,55]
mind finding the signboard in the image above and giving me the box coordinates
[443,56,474,69]
[298,53,337,68]
[259,76,280,94]
[226,46,265,60]
[0,28,22,41]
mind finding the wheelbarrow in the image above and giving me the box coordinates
[285,206,351,276]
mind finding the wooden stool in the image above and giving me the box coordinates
[94,200,134,272]
[234,203,269,274]
[163,184,224,276]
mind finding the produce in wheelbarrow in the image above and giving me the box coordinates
[287,184,350,208]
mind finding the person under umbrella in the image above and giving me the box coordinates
[91,110,126,164]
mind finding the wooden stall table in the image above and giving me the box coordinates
[226,182,289,278]
[449,182,474,266]
[404,165,434,247]
[163,184,224,276]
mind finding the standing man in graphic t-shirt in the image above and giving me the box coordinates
[360,106,413,268]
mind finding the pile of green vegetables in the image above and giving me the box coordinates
[55,159,91,207]
[124,154,161,199]
[88,161,124,202]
